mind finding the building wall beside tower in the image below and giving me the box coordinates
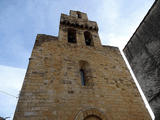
[14,10,151,120]
[123,0,160,119]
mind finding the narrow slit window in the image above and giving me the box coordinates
[80,69,85,86]
[79,60,93,87]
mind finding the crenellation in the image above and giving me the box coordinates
[60,13,98,32]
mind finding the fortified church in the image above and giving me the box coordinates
[13,2,159,119]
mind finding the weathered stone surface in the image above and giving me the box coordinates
[14,10,151,120]
[123,0,160,119]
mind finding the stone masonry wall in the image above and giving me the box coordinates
[123,0,160,119]
[14,33,151,120]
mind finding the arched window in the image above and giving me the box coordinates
[84,31,93,46]
[68,28,76,43]
[79,60,93,86]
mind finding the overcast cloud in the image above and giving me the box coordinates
[0,65,25,119]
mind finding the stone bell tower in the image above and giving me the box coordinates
[14,10,151,120]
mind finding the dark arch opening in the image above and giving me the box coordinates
[84,115,102,120]
[77,12,82,18]
[84,31,93,46]
[68,28,76,43]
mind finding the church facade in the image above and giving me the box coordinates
[14,10,151,120]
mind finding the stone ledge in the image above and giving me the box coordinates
[34,34,58,47]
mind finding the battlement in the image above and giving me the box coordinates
[70,10,88,20]
[60,11,98,32]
